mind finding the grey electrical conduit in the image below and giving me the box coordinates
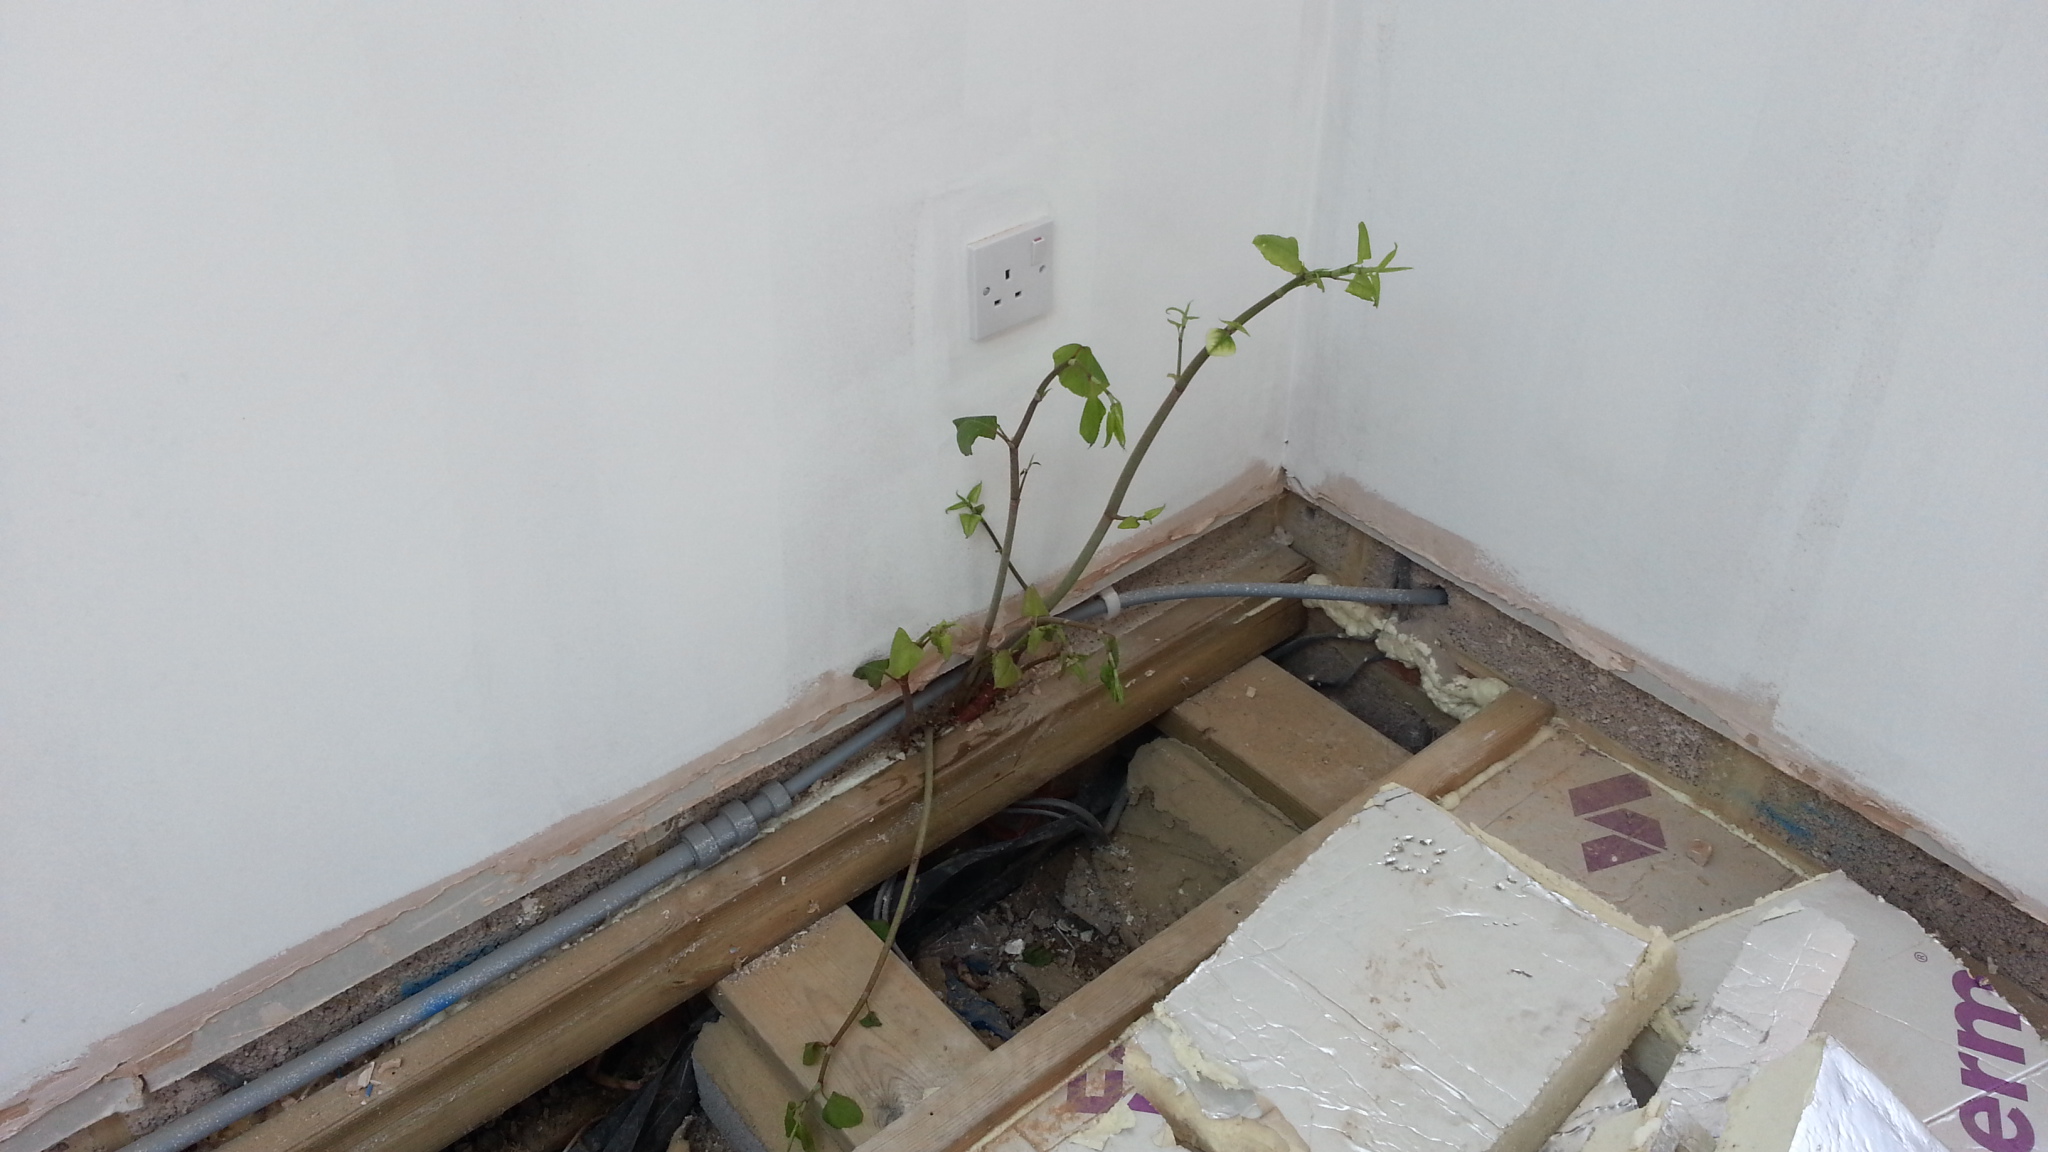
[116,580,1445,1152]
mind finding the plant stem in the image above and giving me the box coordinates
[808,722,937,1109]
[970,365,1062,670]
[1044,275,1307,609]
[975,521,1028,589]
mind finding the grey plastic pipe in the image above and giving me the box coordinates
[1064,581,1445,621]
[115,581,1438,1152]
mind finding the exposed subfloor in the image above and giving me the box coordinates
[435,634,1462,1152]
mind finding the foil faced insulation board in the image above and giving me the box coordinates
[1125,785,1675,1152]
[1716,1036,1944,1152]
[1633,872,2044,1152]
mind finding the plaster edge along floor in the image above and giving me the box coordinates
[1276,491,2048,1032]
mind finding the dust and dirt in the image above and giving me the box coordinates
[905,840,1135,1043]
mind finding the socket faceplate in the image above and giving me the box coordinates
[968,218,1053,340]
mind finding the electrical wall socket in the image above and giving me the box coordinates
[967,217,1053,340]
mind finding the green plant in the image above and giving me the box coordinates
[782,226,1406,1149]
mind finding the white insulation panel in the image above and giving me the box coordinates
[1128,786,1672,1152]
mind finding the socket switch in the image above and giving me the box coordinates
[968,217,1053,340]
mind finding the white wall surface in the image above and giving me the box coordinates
[11,0,2047,1132]
[1291,1,2048,913]
[0,2,1328,1107]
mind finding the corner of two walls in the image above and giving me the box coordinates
[1277,3,2048,928]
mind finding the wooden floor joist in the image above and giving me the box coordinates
[217,547,1309,1152]
[705,908,986,1146]
[862,687,1554,1152]
[1158,655,1411,826]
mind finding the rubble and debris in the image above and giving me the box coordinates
[1122,785,1676,1152]
[1061,739,1297,950]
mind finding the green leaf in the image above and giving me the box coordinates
[1143,505,1164,520]
[1118,517,1140,530]
[1204,328,1238,357]
[945,483,985,515]
[853,658,890,688]
[1026,623,1064,655]
[1079,395,1105,445]
[1099,659,1125,703]
[1054,343,1110,399]
[1080,345,1111,392]
[1356,221,1373,263]
[1021,942,1054,966]
[958,511,982,538]
[1252,234,1307,275]
[1375,243,1400,270]
[865,918,891,939]
[1099,636,1125,705]
[953,415,1001,456]
[927,620,954,659]
[859,1010,883,1028]
[801,1041,826,1067]
[785,1101,816,1152]
[822,1094,864,1130]
[1105,399,1126,448]
[1346,271,1380,305]
[991,649,1020,689]
[886,628,923,681]
[1022,585,1048,619]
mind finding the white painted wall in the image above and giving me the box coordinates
[1291,2,2048,913]
[0,3,1328,1107]
[12,0,2045,1130]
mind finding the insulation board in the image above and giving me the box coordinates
[1446,722,1798,932]
[1544,1067,1642,1152]
[1125,785,1676,1152]
[1650,907,1854,1152]
[1715,1036,1944,1152]
[1631,872,2044,1152]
